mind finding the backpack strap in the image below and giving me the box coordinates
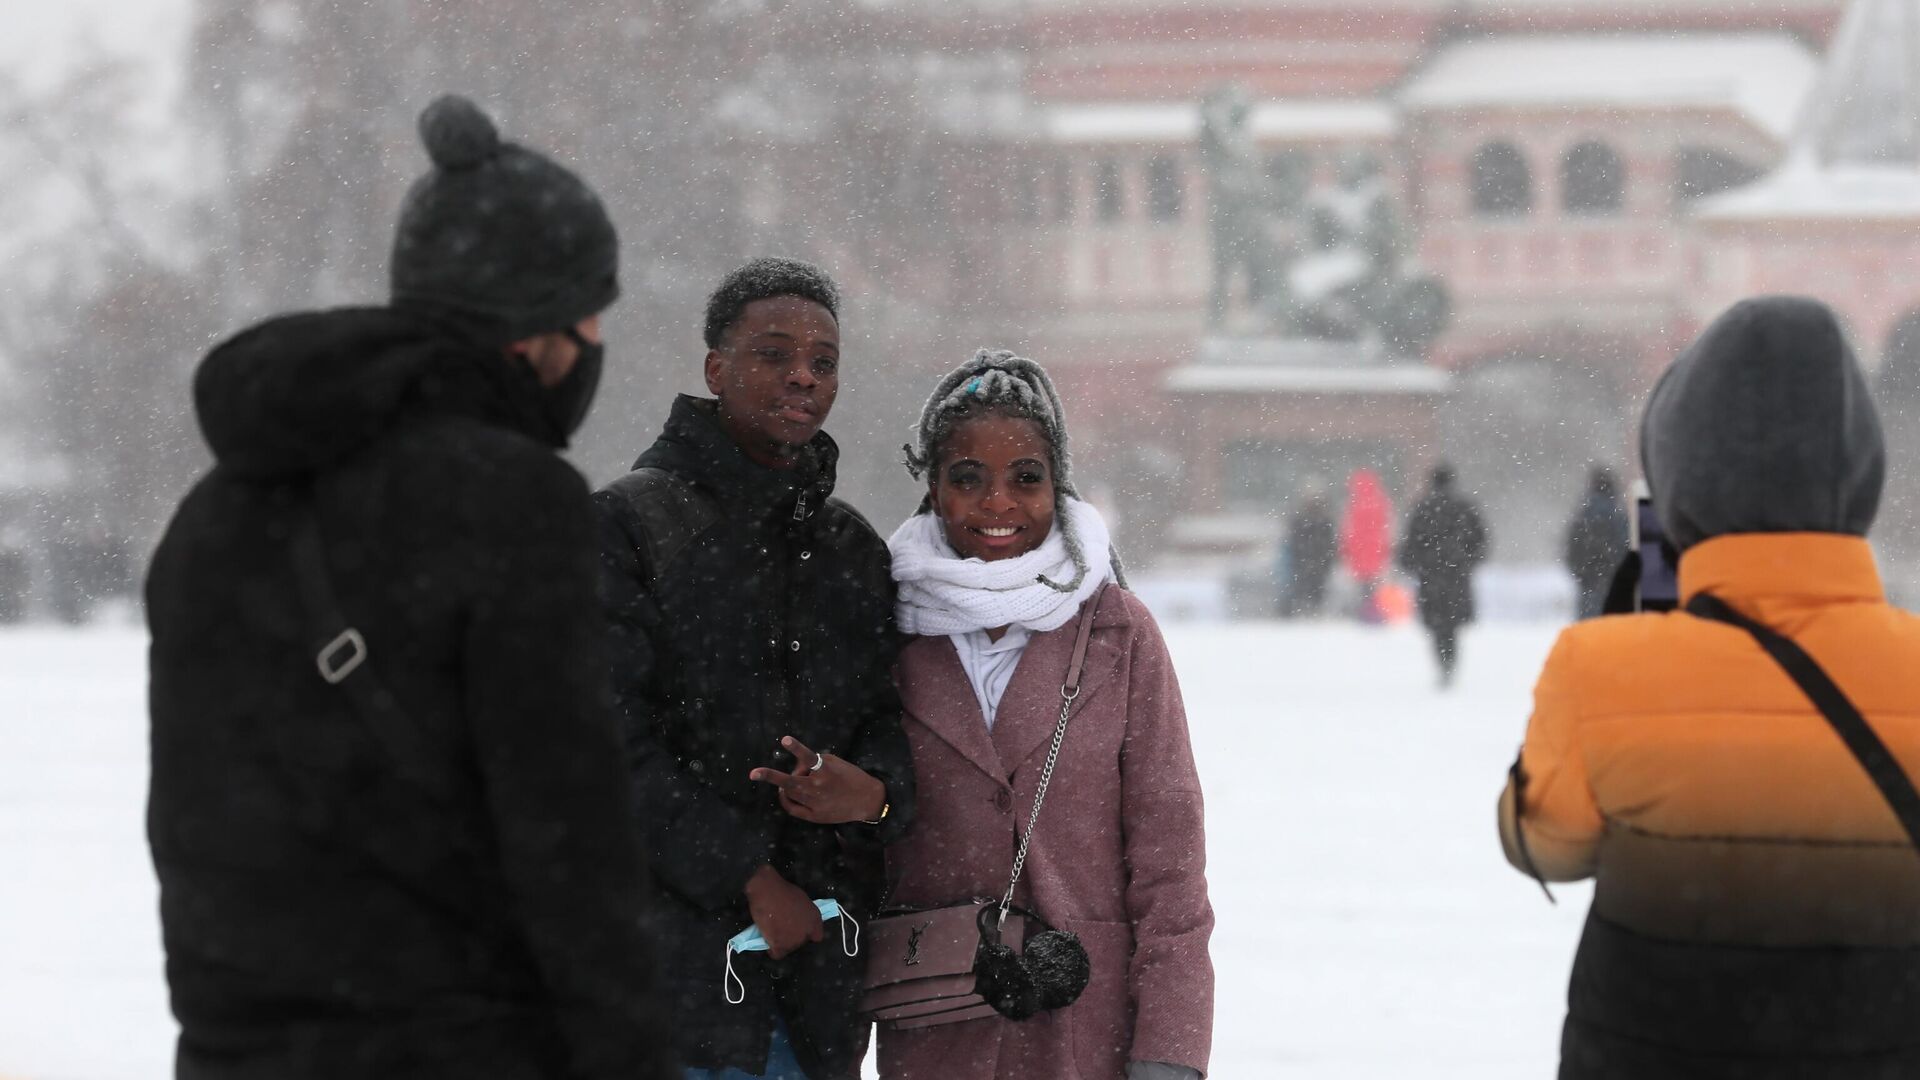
[287,497,456,804]
[1686,592,1920,854]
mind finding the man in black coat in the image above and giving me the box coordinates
[1398,462,1489,688]
[1279,489,1337,617]
[146,96,668,1079]
[596,258,915,1080]
[1564,465,1629,620]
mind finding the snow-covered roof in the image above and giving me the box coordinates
[1166,363,1452,395]
[1399,34,1819,141]
[1695,0,1920,222]
[1041,101,1398,145]
[1695,160,1920,220]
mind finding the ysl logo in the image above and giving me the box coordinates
[904,921,931,966]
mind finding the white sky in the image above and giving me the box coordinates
[0,0,190,92]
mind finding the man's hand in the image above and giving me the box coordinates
[743,864,823,960]
[748,735,887,825]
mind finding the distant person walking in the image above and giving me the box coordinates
[1339,468,1393,620]
[146,96,668,1079]
[1564,466,1628,620]
[1279,487,1337,617]
[1398,463,1487,687]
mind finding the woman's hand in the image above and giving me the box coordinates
[748,735,887,825]
[743,864,824,960]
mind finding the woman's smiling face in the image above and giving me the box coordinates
[930,414,1056,562]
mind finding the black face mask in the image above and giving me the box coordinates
[545,326,605,439]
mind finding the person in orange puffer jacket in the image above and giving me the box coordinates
[1497,296,1920,1079]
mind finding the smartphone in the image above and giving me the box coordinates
[1632,495,1678,613]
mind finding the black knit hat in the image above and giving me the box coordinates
[390,95,619,344]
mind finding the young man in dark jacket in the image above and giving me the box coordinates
[596,258,915,1080]
[146,96,668,1080]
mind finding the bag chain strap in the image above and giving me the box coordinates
[997,584,1104,928]
[1000,684,1078,925]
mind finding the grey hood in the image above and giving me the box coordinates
[1641,296,1885,552]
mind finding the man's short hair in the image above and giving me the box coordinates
[703,257,841,349]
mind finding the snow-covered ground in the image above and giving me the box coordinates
[0,619,1591,1079]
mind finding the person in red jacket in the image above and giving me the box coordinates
[1339,468,1394,620]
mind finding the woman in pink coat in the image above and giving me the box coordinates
[879,349,1214,1080]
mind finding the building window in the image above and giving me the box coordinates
[1052,158,1075,222]
[1147,155,1183,221]
[1095,157,1125,222]
[1562,140,1624,215]
[1672,146,1765,207]
[1470,141,1532,217]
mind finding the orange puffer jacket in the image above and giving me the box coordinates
[1499,532,1920,1078]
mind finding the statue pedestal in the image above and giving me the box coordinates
[1172,336,1449,394]
[1160,335,1452,562]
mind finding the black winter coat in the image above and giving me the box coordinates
[1398,488,1488,630]
[147,308,667,1080]
[594,396,915,1079]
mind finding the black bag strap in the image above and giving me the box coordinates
[1687,592,1920,855]
[288,497,456,804]
[1506,751,1556,904]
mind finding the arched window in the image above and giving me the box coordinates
[1095,157,1125,222]
[1881,310,1920,403]
[1147,155,1184,221]
[1470,141,1532,217]
[1562,140,1624,215]
[1673,146,1765,207]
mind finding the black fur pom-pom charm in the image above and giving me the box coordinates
[1024,929,1091,1010]
[975,937,1043,1020]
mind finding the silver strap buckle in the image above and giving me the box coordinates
[316,628,367,685]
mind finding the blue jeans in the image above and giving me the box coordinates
[683,1016,810,1080]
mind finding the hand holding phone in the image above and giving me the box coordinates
[1632,493,1678,613]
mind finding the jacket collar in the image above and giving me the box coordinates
[899,586,1129,787]
[633,394,837,520]
[1679,533,1884,608]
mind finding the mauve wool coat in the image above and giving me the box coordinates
[876,586,1215,1080]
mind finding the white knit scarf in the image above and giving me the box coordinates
[889,497,1113,637]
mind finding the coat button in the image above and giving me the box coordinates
[995,789,1013,812]
[790,640,801,652]
[800,550,813,561]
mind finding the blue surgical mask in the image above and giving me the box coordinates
[724,898,861,1004]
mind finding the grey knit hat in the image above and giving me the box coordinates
[390,95,619,344]
[905,348,1125,591]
